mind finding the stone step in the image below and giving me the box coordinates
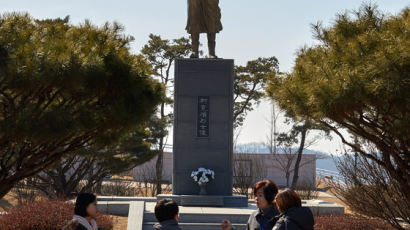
[143,212,250,224]
[143,222,247,230]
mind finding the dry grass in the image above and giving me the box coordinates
[0,191,19,212]
[316,178,353,214]
[111,215,128,230]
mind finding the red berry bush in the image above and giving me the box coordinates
[0,200,113,230]
[315,215,397,230]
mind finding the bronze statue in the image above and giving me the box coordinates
[186,0,222,58]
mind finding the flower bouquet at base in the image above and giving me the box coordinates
[190,167,215,195]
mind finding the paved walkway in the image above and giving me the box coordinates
[317,191,337,198]
[145,202,258,214]
[145,195,343,215]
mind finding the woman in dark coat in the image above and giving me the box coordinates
[221,180,280,230]
[272,189,314,230]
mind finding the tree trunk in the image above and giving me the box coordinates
[0,180,13,199]
[273,104,278,155]
[285,172,290,187]
[155,101,166,195]
[155,149,163,195]
[291,125,307,189]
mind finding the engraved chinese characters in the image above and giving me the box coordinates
[197,96,210,137]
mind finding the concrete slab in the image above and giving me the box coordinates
[145,202,255,215]
[305,200,345,215]
[98,196,156,202]
[127,201,145,230]
[181,195,224,206]
[143,222,247,230]
[97,201,130,216]
[157,194,248,207]
[144,199,343,216]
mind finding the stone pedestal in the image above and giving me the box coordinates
[172,58,234,196]
[157,194,248,207]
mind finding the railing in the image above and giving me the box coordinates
[316,168,344,183]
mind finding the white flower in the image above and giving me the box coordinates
[191,167,215,185]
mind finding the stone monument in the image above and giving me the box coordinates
[157,1,247,207]
[172,58,234,197]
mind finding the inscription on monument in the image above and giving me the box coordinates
[197,96,210,137]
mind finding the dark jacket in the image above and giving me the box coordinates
[153,219,182,230]
[246,205,280,230]
[272,207,314,230]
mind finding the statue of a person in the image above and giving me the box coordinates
[186,0,222,58]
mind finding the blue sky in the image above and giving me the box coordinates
[2,0,409,153]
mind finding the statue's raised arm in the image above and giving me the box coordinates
[186,0,223,58]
